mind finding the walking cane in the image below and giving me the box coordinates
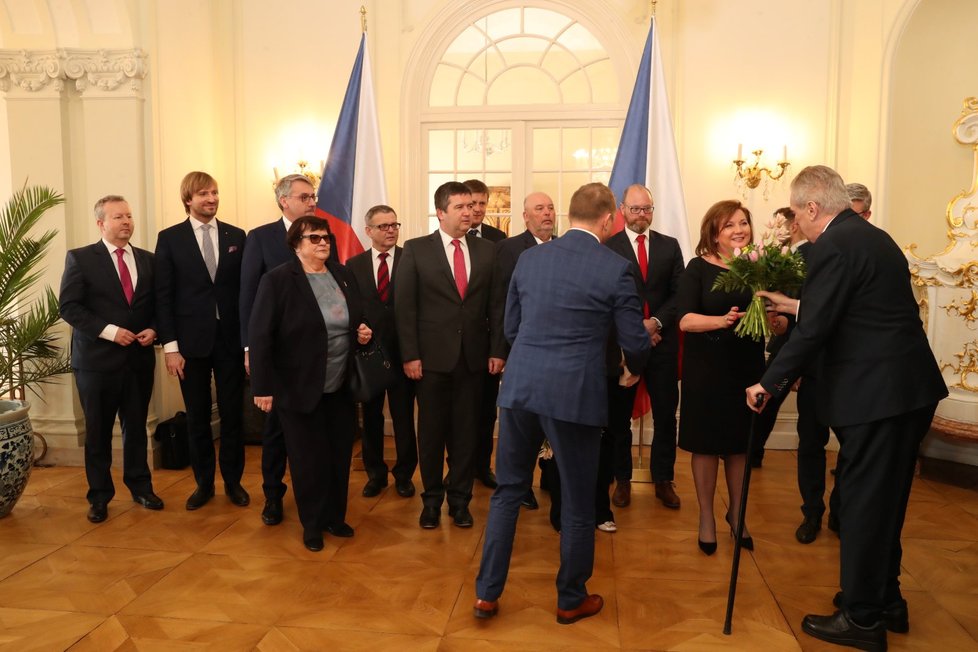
[723,393,765,635]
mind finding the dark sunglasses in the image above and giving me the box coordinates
[300,234,331,244]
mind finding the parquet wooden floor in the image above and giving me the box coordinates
[2,445,977,651]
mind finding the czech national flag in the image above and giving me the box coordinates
[317,33,388,263]
[608,16,692,418]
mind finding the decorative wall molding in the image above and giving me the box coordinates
[0,48,147,97]
[0,50,63,94]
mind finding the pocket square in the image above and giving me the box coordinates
[228,245,239,253]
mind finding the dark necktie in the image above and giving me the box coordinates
[468,228,479,237]
[377,252,390,303]
[451,239,468,299]
[636,234,650,318]
[115,248,134,305]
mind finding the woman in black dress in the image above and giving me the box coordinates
[677,200,766,555]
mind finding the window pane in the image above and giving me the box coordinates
[485,7,521,41]
[592,127,619,171]
[484,130,511,171]
[533,128,560,171]
[559,24,604,64]
[540,44,580,81]
[488,67,559,105]
[587,59,618,102]
[523,7,571,39]
[458,71,486,106]
[562,127,590,170]
[560,69,591,104]
[430,65,462,107]
[496,36,546,67]
[457,131,484,172]
[562,172,590,209]
[429,130,455,170]
[428,173,455,214]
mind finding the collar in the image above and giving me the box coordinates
[624,227,649,245]
[568,227,600,243]
[438,228,467,248]
[189,215,217,231]
[101,238,132,255]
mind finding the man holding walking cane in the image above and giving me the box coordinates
[746,165,946,652]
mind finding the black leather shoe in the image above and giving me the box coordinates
[395,479,415,498]
[303,529,324,552]
[802,611,886,651]
[479,471,498,489]
[725,514,754,551]
[698,539,717,556]
[225,484,250,507]
[521,488,539,510]
[452,506,474,528]
[362,478,387,497]
[185,486,214,511]
[795,516,821,544]
[833,592,909,634]
[87,502,108,523]
[133,492,164,510]
[828,511,840,534]
[325,522,354,538]
[261,498,283,526]
[420,506,440,529]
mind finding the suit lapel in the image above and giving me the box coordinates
[94,243,129,306]
[178,219,211,281]
[430,232,457,294]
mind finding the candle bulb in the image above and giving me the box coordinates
[782,145,787,162]
[273,167,280,181]
[737,143,743,160]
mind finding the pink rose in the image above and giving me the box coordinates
[733,247,742,258]
[781,245,790,255]
[748,250,759,262]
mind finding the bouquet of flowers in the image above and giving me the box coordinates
[711,242,806,341]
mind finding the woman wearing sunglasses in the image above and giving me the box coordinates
[249,215,372,551]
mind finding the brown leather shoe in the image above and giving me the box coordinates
[557,594,604,624]
[611,480,630,507]
[473,598,498,619]
[655,481,681,509]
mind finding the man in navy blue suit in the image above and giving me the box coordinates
[155,171,249,511]
[474,183,650,625]
[60,195,162,523]
[239,173,317,526]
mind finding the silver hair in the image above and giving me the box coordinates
[845,182,872,210]
[93,194,127,221]
[790,166,850,216]
[274,173,314,207]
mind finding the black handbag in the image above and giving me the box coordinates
[349,340,397,402]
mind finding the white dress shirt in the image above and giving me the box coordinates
[438,228,471,279]
[371,246,396,288]
[97,238,137,342]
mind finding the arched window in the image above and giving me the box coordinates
[415,4,629,234]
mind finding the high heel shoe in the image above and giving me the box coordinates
[698,539,717,556]
[725,514,754,551]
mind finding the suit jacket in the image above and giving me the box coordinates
[498,229,651,427]
[395,231,505,374]
[59,242,156,372]
[154,218,246,357]
[492,230,544,357]
[346,246,404,363]
[605,229,684,354]
[477,223,507,242]
[762,210,947,426]
[249,256,364,413]
[239,218,292,347]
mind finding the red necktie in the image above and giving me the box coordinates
[377,252,390,303]
[636,234,650,318]
[451,239,468,299]
[115,248,134,305]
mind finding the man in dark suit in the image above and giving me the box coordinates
[748,165,947,651]
[396,181,506,530]
[155,171,249,511]
[492,191,557,509]
[347,205,418,499]
[60,195,163,523]
[239,173,317,526]
[464,179,506,488]
[604,184,684,510]
[474,182,650,625]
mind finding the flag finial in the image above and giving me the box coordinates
[651,0,657,17]
[360,5,367,33]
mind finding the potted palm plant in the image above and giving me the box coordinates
[0,183,70,517]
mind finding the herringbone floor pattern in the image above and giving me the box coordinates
[1,444,976,650]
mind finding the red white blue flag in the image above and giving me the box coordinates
[609,16,691,261]
[317,33,387,263]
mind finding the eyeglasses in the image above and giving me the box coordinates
[299,234,330,244]
[290,194,318,203]
[369,222,401,231]
[624,205,654,215]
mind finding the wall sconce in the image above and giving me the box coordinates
[272,160,323,190]
[733,145,790,199]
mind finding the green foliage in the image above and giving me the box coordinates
[0,183,70,398]
[711,243,807,341]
